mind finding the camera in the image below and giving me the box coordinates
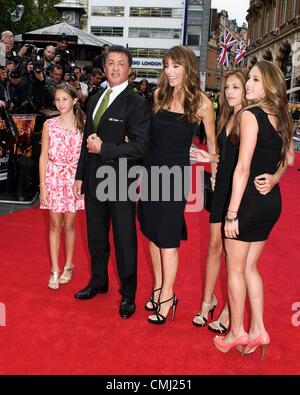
[32,56,43,73]
[6,50,19,64]
[8,69,21,79]
[33,62,43,73]
[65,72,78,82]
[25,43,35,54]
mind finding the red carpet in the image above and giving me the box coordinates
[0,155,300,375]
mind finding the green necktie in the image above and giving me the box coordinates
[93,88,113,130]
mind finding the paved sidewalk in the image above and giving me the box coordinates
[0,197,39,216]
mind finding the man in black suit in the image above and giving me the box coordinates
[73,46,150,318]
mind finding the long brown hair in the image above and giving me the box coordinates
[217,69,248,145]
[155,46,204,123]
[55,83,85,134]
[241,60,293,163]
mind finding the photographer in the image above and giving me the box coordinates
[23,58,47,112]
[87,67,104,100]
[42,45,56,75]
[55,34,75,72]
[1,32,19,65]
[44,64,63,110]
[6,69,28,113]
[64,69,88,105]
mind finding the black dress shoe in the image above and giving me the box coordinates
[119,297,136,319]
[74,285,108,300]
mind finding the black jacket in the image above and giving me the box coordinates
[76,85,151,198]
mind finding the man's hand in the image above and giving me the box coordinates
[18,44,29,58]
[71,80,80,90]
[87,133,102,154]
[73,180,84,200]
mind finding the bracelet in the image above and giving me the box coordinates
[225,216,238,223]
[227,210,237,213]
[39,182,45,187]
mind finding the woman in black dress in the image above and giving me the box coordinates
[213,61,294,358]
[138,46,217,324]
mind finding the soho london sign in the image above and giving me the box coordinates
[132,58,163,69]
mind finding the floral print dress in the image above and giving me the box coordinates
[40,117,84,212]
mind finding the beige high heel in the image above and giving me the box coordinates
[59,264,74,284]
[48,272,60,290]
[192,294,218,327]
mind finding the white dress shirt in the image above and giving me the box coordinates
[93,80,129,120]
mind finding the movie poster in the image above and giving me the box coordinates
[0,114,36,179]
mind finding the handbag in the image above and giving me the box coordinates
[203,170,214,212]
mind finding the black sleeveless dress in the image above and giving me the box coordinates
[138,110,195,248]
[233,107,283,242]
[210,128,238,223]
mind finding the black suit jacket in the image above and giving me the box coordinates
[76,85,151,198]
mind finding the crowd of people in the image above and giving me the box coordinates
[0,31,153,199]
[0,31,154,116]
[1,28,296,359]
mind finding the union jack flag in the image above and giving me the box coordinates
[218,28,237,67]
[234,40,247,65]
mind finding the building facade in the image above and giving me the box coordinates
[246,0,300,101]
[206,9,247,91]
[88,0,211,84]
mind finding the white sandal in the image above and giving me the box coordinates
[59,264,74,284]
[48,272,60,290]
[192,294,218,327]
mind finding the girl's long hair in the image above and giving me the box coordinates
[239,60,293,163]
[217,69,248,145]
[155,46,204,124]
[55,83,85,134]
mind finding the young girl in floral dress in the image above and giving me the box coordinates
[39,83,85,290]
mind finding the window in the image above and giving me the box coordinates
[129,28,182,40]
[134,69,161,79]
[188,10,203,24]
[280,0,287,24]
[129,48,168,58]
[91,6,124,17]
[129,7,183,18]
[91,26,124,37]
[187,34,200,46]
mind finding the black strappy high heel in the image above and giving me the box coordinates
[144,287,162,311]
[148,294,178,324]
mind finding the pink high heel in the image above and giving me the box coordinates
[213,333,250,355]
[244,332,270,360]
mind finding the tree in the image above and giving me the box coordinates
[0,1,59,34]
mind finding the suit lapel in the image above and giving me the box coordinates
[96,85,132,134]
[88,91,104,133]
